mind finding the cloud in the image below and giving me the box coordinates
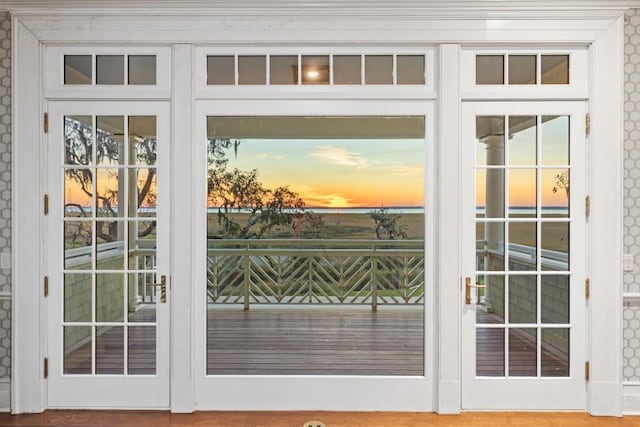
[311,146,369,169]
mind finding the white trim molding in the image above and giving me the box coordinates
[8,1,628,416]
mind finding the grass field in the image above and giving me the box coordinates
[207,212,426,240]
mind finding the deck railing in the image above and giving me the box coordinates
[207,239,425,310]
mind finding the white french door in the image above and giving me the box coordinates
[46,101,171,408]
[194,100,434,411]
[461,101,587,410]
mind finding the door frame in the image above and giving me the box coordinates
[459,101,587,410]
[9,4,625,415]
[193,99,436,412]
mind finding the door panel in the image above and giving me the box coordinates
[47,101,170,408]
[461,102,586,410]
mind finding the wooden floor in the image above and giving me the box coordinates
[207,306,423,375]
[64,306,568,376]
[0,411,639,426]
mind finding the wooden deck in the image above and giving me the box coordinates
[207,306,424,375]
[64,306,567,377]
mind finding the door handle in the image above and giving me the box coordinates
[151,275,167,304]
[465,276,486,305]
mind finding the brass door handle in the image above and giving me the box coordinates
[151,275,167,304]
[465,276,486,305]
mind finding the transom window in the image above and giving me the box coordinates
[206,54,427,86]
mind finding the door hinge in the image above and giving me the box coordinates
[44,357,48,379]
[585,361,590,382]
[44,112,48,134]
[585,195,590,219]
[44,276,48,297]
[585,278,590,299]
[585,113,590,136]
[44,194,49,215]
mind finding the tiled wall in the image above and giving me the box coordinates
[624,8,640,383]
[0,12,10,381]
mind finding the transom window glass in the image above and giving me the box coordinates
[207,54,426,86]
[64,54,157,85]
[476,54,569,86]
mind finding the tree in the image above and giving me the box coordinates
[207,138,315,239]
[64,117,158,242]
[552,170,570,198]
[369,208,408,240]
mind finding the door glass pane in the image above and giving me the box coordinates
[64,326,92,374]
[96,116,125,166]
[96,220,125,270]
[96,326,124,375]
[509,169,536,218]
[128,55,156,85]
[96,55,124,85]
[541,328,569,376]
[64,273,92,322]
[509,222,537,271]
[301,56,329,85]
[128,273,157,322]
[333,55,361,84]
[542,169,569,218]
[541,275,569,324]
[508,116,536,165]
[65,116,93,166]
[238,56,266,85]
[509,275,537,324]
[542,115,569,165]
[64,55,92,85]
[476,328,505,376]
[476,116,505,166]
[476,275,505,324]
[96,169,124,217]
[365,55,393,84]
[128,116,157,166]
[509,328,537,376]
[207,56,235,85]
[269,55,298,85]
[65,221,92,270]
[96,273,124,322]
[476,169,505,219]
[206,116,425,376]
[476,55,504,85]
[64,170,93,217]
[397,55,425,84]
[541,222,569,271]
[508,55,536,85]
[476,222,505,271]
[542,55,569,85]
[128,326,156,375]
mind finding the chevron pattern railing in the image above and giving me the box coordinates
[206,239,424,310]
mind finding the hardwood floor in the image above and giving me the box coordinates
[0,411,639,426]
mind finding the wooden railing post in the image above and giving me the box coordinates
[243,246,250,311]
[371,246,378,312]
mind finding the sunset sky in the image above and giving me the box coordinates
[223,138,425,208]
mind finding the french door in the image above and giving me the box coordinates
[461,101,587,410]
[194,100,434,411]
[46,101,170,408]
